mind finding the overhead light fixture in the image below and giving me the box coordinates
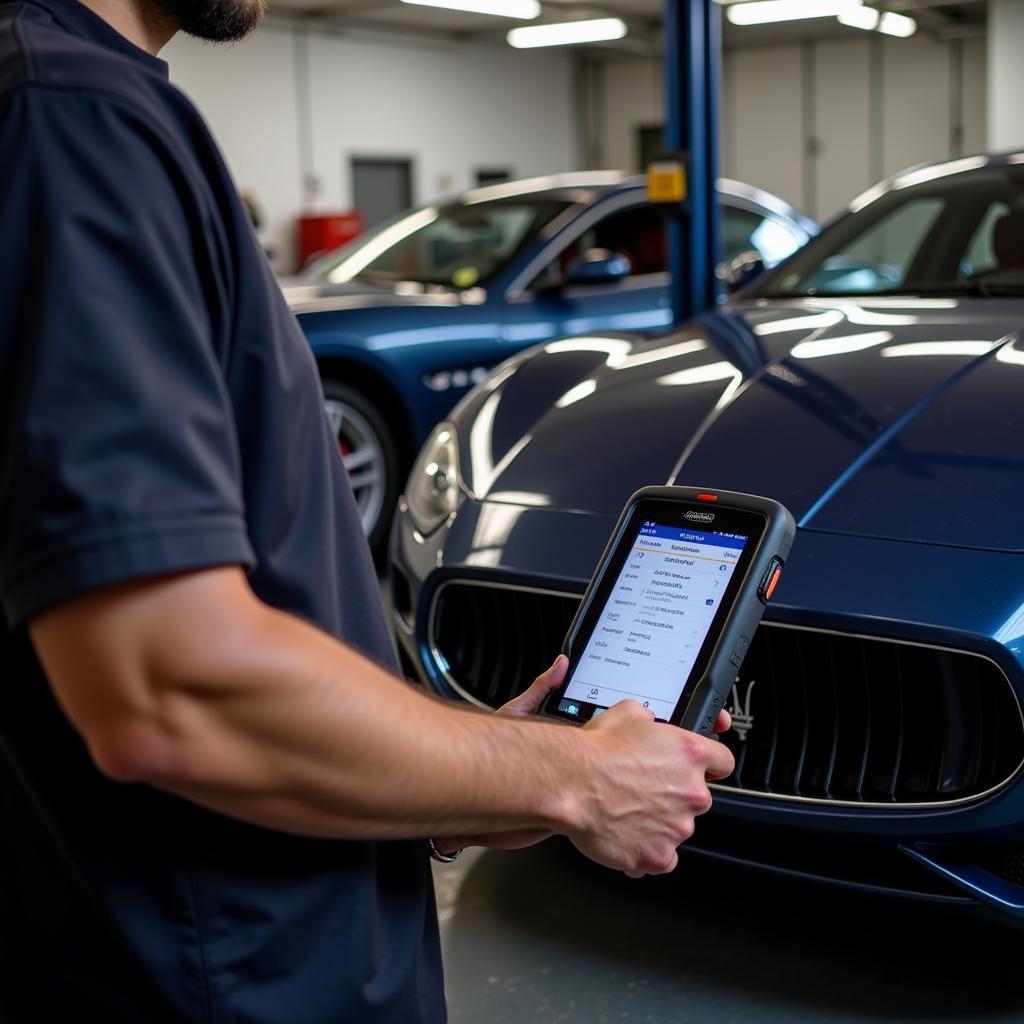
[837,5,916,36]
[837,5,879,30]
[401,0,540,19]
[724,0,862,26]
[507,17,627,47]
[878,10,916,36]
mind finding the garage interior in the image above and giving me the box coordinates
[35,0,1024,1019]
[165,0,999,276]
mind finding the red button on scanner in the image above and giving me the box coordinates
[758,556,784,603]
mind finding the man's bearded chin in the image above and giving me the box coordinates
[154,0,267,41]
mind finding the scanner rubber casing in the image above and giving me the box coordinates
[550,485,795,735]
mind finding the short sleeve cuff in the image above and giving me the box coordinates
[2,514,256,627]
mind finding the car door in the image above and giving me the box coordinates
[500,198,673,346]
[500,196,806,347]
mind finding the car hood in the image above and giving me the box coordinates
[281,279,463,316]
[454,297,1024,552]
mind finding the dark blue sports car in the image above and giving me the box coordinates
[285,174,815,550]
[390,152,1024,924]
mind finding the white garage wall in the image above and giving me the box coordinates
[880,35,951,180]
[962,36,987,158]
[988,0,1024,151]
[594,33,988,224]
[165,24,576,271]
[596,54,733,176]
[304,30,575,221]
[601,58,662,171]
[163,24,988,268]
[164,27,304,271]
[731,44,804,212]
[812,37,872,224]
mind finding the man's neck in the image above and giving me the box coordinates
[76,0,176,55]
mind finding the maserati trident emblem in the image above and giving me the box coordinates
[729,678,756,741]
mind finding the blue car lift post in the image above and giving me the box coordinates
[662,0,723,324]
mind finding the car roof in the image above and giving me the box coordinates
[846,151,1024,214]
[458,171,816,234]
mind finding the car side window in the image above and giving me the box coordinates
[724,206,803,267]
[960,200,1011,279]
[843,198,946,280]
[524,203,668,290]
[575,205,668,276]
[581,204,802,274]
[723,207,765,260]
[526,200,806,291]
[772,196,946,296]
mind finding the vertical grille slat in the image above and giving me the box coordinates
[855,639,872,800]
[889,650,906,803]
[505,591,526,700]
[430,583,1024,805]
[791,638,811,796]
[823,641,841,799]
[757,628,781,794]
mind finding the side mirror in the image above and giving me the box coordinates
[565,248,632,287]
[721,250,766,293]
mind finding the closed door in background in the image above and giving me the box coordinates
[351,157,413,229]
[476,167,512,187]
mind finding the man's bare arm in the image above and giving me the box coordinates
[29,566,733,876]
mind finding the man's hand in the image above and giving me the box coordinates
[434,656,733,865]
[569,699,734,877]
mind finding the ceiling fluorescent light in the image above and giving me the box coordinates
[726,0,862,26]
[878,10,917,36]
[837,5,879,30]
[508,17,627,47]
[401,0,540,19]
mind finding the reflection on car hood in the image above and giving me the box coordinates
[454,297,1024,552]
[281,280,461,315]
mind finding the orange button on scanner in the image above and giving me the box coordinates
[758,556,784,603]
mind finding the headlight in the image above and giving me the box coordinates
[406,423,461,534]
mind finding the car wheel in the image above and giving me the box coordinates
[321,379,399,556]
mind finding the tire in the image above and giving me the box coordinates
[321,379,401,558]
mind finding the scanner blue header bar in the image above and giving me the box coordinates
[637,523,748,551]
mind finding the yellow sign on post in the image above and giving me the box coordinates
[646,158,688,204]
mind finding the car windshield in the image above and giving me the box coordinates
[753,165,1024,298]
[306,198,572,290]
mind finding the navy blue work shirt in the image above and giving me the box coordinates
[0,1,445,1020]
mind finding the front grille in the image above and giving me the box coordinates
[432,583,580,708]
[430,582,1024,806]
[725,624,1023,803]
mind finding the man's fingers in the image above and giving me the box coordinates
[713,708,731,734]
[627,848,679,878]
[658,850,679,875]
[497,654,567,718]
[700,736,736,780]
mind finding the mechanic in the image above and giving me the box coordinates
[0,0,734,1020]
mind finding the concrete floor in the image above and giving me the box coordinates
[433,840,1024,1023]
